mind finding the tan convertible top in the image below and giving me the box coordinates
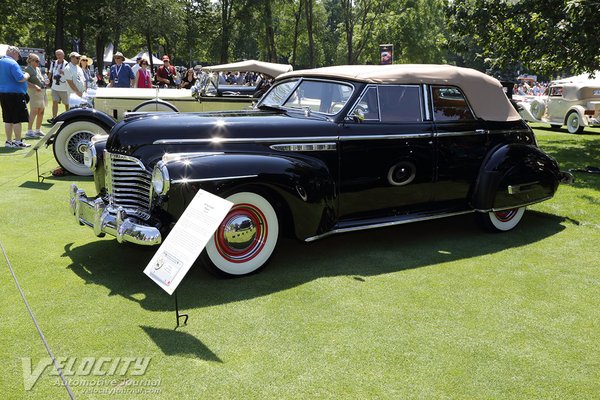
[277,64,521,122]
[202,60,293,78]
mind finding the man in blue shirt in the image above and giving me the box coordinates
[0,46,31,148]
[108,52,134,88]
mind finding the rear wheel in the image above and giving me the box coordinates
[202,192,279,277]
[476,207,526,232]
[566,111,584,134]
[53,120,108,176]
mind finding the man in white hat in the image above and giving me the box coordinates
[47,49,69,122]
[63,52,85,102]
[109,52,134,88]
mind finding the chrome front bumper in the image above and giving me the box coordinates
[69,184,162,245]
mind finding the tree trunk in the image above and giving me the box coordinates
[55,0,65,50]
[264,0,277,62]
[342,0,353,64]
[291,0,303,67]
[220,0,234,63]
[305,0,315,68]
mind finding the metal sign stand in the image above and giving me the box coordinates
[174,289,188,328]
[34,148,45,183]
[24,122,64,183]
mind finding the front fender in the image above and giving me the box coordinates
[158,153,336,239]
[53,108,116,137]
[472,143,562,211]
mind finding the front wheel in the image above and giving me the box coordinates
[53,120,108,176]
[202,192,279,277]
[476,207,526,233]
[566,111,584,134]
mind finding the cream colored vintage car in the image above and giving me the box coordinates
[48,60,292,175]
[519,81,600,133]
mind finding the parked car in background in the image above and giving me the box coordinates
[69,64,572,277]
[518,81,600,133]
[46,60,292,175]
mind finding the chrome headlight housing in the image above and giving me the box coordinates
[83,144,97,171]
[152,161,170,195]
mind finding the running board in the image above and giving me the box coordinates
[304,209,474,242]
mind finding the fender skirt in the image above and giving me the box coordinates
[472,143,562,211]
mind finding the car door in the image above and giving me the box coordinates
[430,85,489,208]
[546,86,566,123]
[338,84,436,220]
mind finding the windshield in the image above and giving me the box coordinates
[259,79,354,115]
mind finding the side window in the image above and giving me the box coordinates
[549,86,563,97]
[351,87,380,121]
[431,86,475,121]
[378,85,422,122]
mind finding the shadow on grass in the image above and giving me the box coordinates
[19,181,54,190]
[140,326,222,362]
[63,210,569,312]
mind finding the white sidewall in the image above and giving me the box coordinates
[53,121,107,176]
[489,207,526,231]
[205,192,279,276]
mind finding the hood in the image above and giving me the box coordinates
[106,109,338,156]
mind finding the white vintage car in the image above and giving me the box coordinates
[47,60,292,175]
[519,82,600,133]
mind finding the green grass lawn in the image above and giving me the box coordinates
[0,107,599,399]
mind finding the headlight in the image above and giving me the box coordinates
[152,162,170,195]
[83,144,97,171]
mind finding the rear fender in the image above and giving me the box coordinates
[472,144,561,211]
[566,105,587,126]
[158,153,336,239]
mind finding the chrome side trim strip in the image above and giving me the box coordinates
[304,210,474,242]
[340,133,432,141]
[435,131,480,137]
[171,174,258,184]
[270,143,337,152]
[153,136,336,145]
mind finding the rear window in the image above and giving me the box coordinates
[431,86,475,121]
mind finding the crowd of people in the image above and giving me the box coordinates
[513,81,549,97]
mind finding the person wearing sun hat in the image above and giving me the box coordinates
[63,51,85,105]
[79,55,94,88]
[109,51,134,88]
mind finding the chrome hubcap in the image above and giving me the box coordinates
[66,131,94,164]
[494,209,517,222]
[215,203,268,263]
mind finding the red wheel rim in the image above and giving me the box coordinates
[214,203,268,263]
[494,209,518,222]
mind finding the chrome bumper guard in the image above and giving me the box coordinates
[559,171,575,185]
[69,184,162,246]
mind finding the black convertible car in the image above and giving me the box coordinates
[70,64,572,277]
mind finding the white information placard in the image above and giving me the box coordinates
[144,189,233,295]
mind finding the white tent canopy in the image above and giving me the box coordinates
[102,43,136,64]
[132,51,163,65]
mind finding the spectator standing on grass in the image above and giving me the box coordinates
[0,46,31,148]
[156,56,176,88]
[47,49,69,123]
[79,55,93,89]
[24,53,48,139]
[109,52,134,88]
[179,68,196,89]
[136,59,153,88]
[64,52,85,102]
[132,57,142,87]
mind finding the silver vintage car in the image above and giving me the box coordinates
[519,81,600,133]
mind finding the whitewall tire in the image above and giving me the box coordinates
[53,121,108,176]
[476,207,526,232]
[566,111,584,134]
[203,192,279,277]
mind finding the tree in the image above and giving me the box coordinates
[447,0,600,77]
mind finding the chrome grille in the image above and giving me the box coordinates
[105,151,152,213]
